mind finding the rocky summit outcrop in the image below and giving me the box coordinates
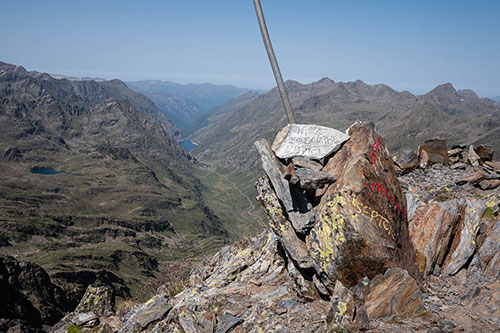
[51,285,116,333]
[52,122,499,332]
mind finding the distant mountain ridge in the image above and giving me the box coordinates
[423,83,499,117]
[127,80,255,134]
[47,73,107,82]
[7,66,183,139]
[192,78,500,174]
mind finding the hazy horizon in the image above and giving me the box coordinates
[1,0,499,97]
[12,64,498,100]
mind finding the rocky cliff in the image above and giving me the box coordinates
[53,122,500,332]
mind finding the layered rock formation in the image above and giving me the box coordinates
[51,122,500,332]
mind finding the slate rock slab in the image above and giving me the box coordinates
[274,124,349,160]
[475,144,493,162]
[362,268,425,320]
[292,156,323,171]
[467,145,480,167]
[394,148,418,174]
[119,294,171,332]
[409,200,463,276]
[215,314,243,333]
[254,139,294,211]
[295,167,336,190]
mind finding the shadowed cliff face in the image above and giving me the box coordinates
[0,256,72,331]
[52,123,500,332]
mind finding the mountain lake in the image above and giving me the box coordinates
[30,167,65,175]
[179,140,197,152]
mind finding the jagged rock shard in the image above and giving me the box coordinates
[309,122,419,289]
[468,145,480,167]
[254,139,294,211]
[120,294,171,332]
[295,168,336,191]
[480,179,500,190]
[362,268,425,320]
[215,314,243,333]
[274,124,350,160]
[292,156,323,171]
[255,177,313,269]
[457,171,485,185]
[469,216,500,280]
[484,161,500,173]
[419,138,449,164]
[327,280,355,329]
[442,198,487,275]
[409,200,463,276]
[475,144,493,162]
[393,148,418,174]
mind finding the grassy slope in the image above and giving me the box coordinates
[194,164,265,239]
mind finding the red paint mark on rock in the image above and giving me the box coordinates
[364,180,407,219]
[368,134,384,164]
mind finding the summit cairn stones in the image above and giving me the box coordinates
[274,124,350,160]
[255,121,421,294]
[253,121,425,328]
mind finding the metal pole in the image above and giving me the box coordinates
[253,0,295,124]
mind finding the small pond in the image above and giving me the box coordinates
[179,140,197,152]
[30,167,65,175]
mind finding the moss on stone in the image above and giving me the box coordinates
[483,207,494,220]
[66,324,83,333]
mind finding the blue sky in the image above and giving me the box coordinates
[1,0,499,97]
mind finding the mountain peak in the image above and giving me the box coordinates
[284,79,303,87]
[426,82,457,96]
[0,60,28,77]
[457,89,479,99]
[317,77,335,84]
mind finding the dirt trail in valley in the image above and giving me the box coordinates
[202,163,266,228]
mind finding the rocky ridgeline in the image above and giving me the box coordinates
[50,122,499,332]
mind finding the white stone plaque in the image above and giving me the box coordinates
[273,124,349,160]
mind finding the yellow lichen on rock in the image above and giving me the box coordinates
[280,223,286,235]
[337,301,347,316]
[316,191,348,270]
